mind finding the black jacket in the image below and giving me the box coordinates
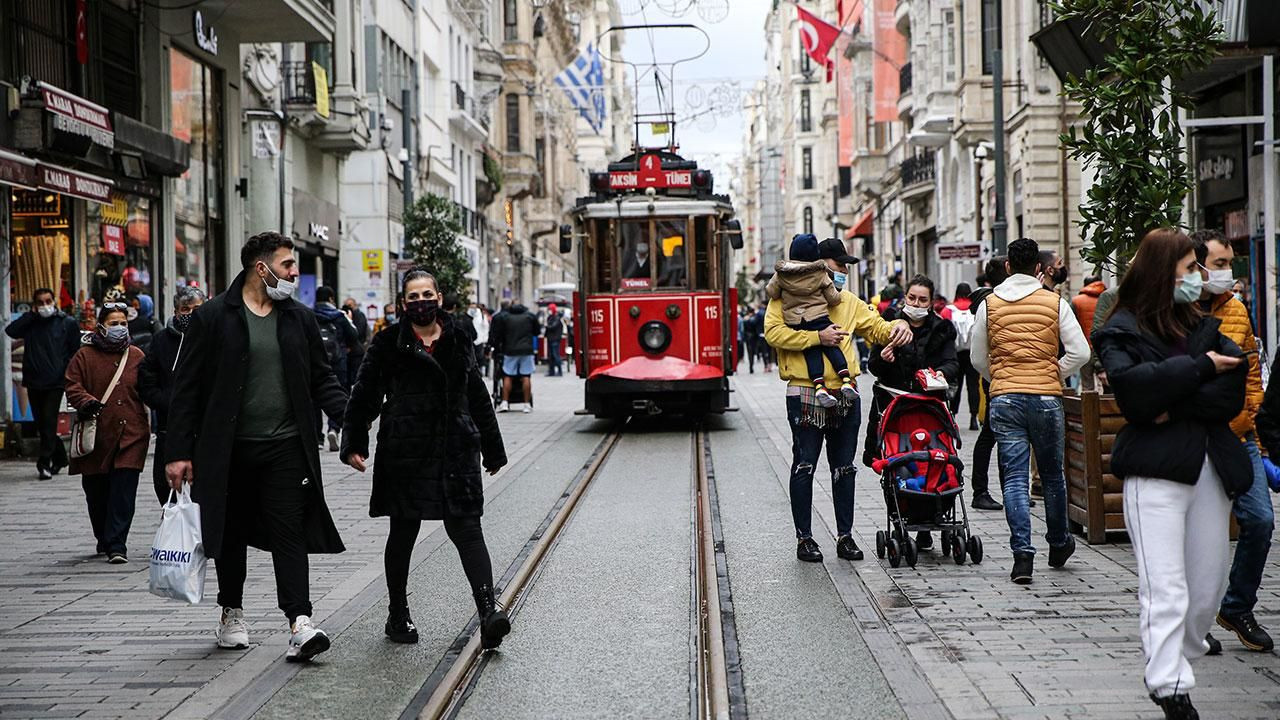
[489,304,540,356]
[167,271,349,558]
[137,325,184,432]
[1094,309,1251,497]
[868,310,959,391]
[545,312,564,342]
[5,311,81,390]
[341,315,506,519]
[1252,353,1280,458]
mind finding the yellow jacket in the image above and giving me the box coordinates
[1209,294,1264,438]
[764,292,896,388]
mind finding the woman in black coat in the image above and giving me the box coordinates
[341,270,510,648]
[1093,228,1250,720]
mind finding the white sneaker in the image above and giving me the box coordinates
[521,403,532,414]
[216,607,250,649]
[815,388,838,408]
[327,429,339,452]
[497,401,510,413]
[286,615,330,662]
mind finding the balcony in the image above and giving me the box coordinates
[453,201,490,242]
[280,61,371,151]
[207,0,334,42]
[450,82,489,142]
[897,62,913,120]
[900,152,935,201]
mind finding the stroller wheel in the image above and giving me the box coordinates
[967,536,984,564]
[875,530,887,559]
[951,534,966,565]
[940,530,952,549]
[887,538,902,568]
[903,536,918,568]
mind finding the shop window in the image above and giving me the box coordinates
[170,47,226,294]
[655,218,688,289]
[86,193,154,311]
[10,189,73,313]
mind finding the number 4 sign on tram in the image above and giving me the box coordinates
[609,154,692,191]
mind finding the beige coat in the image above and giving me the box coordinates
[765,259,841,326]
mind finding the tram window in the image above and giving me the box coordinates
[618,220,653,289]
[590,219,612,292]
[655,219,688,289]
[693,216,713,289]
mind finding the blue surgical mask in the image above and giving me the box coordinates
[1173,272,1203,304]
[832,271,848,291]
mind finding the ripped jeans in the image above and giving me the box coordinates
[786,395,860,539]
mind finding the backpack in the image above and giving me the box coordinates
[316,316,344,367]
[950,305,975,351]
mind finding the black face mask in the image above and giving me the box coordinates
[404,299,439,326]
[172,313,193,333]
[1051,266,1069,284]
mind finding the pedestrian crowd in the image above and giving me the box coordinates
[760,229,1276,720]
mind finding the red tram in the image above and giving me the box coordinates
[559,149,743,418]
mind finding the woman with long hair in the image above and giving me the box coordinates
[341,270,511,649]
[1094,228,1251,720]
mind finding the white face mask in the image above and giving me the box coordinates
[260,263,297,301]
[902,305,930,322]
[36,304,56,318]
[1203,268,1234,295]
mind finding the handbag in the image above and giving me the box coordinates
[70,350,130,459]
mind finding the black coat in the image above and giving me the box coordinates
[1094,309,1251,497]
[5,311,81,390]
[137,325,183,431]
[868,310,959,390]
[340,316,506,519]
[489,305,540,356]
[545,313,564,343]
[1254,353,1280,458]
[166,271,349,558]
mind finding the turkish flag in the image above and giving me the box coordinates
[76,0,88,65]
[796,5,841,77]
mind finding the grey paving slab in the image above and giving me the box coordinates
[455,429,695,720]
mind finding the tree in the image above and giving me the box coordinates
[404,192,471,298]
[1052,0,1221,274]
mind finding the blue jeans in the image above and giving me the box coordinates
[1221,437,1275,615]
[990,393,1070,556]
[787,395,860,538]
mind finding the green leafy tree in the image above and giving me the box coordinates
[1052,0,1221,274]
[404,192,471,297]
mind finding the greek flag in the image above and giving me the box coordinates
[554,43,606,133]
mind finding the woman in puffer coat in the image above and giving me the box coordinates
[341,269,510,649]
[1093,228,1251,720]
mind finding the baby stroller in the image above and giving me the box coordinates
[870,378,983,568]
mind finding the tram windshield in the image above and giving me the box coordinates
[588,215,718,293]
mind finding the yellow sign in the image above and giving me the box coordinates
[651,122,670,135]
[101,194,128,225]
[313,62,330,118]
[362,250,384,272]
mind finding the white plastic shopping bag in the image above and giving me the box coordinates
[149,485,207,604]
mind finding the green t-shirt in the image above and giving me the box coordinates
[236,306,299,440]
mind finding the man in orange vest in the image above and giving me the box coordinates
[1191,229,1273,654]
[971,238,1090,584]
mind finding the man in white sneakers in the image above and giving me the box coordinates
[167,232,348,662]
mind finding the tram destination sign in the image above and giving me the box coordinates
[609,153,691,190]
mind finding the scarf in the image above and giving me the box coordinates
[788,385,857,429]
[89,329,130,353]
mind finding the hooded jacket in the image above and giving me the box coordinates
[5,310,82,390]
[1071,281,1107,346]
[971,274,1090,396]
[1094,309,1251,498]
[489,304,541,356]
[764,259,841,326]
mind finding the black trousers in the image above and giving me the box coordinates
[971,421,998,497]
[28,387,68,470]
[793,316,848,381]
[82,468,140,556]
[385,515,494,609]
[215,437,313,623]
[951,351,981,418]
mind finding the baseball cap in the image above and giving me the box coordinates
[818,238,860,265]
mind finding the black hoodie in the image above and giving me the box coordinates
[489,304,541,356]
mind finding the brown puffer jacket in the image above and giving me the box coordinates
[1208,293,1264,438]
[765,259,841,326]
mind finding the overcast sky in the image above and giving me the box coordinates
[615,0,770,179]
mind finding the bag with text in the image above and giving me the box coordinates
[148,485,207,604]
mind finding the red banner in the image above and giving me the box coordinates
[837,0,864,166]
[102,224,125,256]
[872,0,906,122]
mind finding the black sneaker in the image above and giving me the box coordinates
[1010,554,1034,585]
[971,492,1003,511]
[1048,536,1076,568]
[968,417,979,431]
[1150,693,1199,720]
[915,531,933,550]
[1217,610,1275,652]
[835,535,863,561]
[385,607,419,644]
[797,537,823,563]
[107,553,128,565]
[1205,633,1222,656]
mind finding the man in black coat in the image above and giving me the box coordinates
[341,296,370,387]
[490,302,540,412]
[166,231,347,663]
[5,288,81,479]
[544,304,565,377]
[137,286,206,504]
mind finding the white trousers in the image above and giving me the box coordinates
[1123,460,1231,698]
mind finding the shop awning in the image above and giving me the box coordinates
[0,148,38,190]
[845,207,874,239]
[36,163,113,205]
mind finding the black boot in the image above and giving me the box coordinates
[385,606,419,644]
[1150,693,1199,720]
[474,584,511,650]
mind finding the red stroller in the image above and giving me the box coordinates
[870,386,983,568]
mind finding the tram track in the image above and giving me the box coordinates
[401,422,746,720]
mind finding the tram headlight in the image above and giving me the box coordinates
[638,321,672,354]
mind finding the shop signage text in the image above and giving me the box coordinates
[309,222,330,242]
[102,225,126,256]
[193,11,219,55]
[935,242,987,263]
[362,250,385,272]
[0,150,38,189]
[38,164,113,205]
[39,82,114,149]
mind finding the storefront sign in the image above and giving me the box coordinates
[1196,130,1245,208]
[291,188,340,253]
[193,11,219,55]
[38,163,113,205]
[101,225,126,256]
[362,250,384,272]
[38,82,113,149]
[101,194,129,225]
[935,242,987,263]
[0,148,38,190]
